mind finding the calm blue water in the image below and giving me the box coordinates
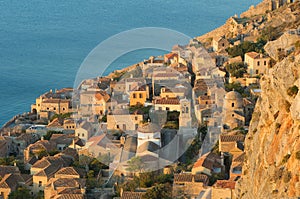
[0,0,260,126]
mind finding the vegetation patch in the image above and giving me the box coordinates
[295,151,300,160]
[225,62,247,78]
[281,154,291,164]
[287,85,299,97]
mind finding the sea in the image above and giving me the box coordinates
[0,0,261,126]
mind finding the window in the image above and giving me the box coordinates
[139,93,143,98]
[256,70,259,74]
[77,133,80,136]
[82,133,84,137]
[116,125,119,129]
[62,108,65,111]
[133,93,136,98]
[47,107,49,110]
[232,114,235,117]
[166,107,170,111]
[232,103,234,107]
[257,61,260,66]
[38,181,42,187]
[135,116,138,120]
[53,107,56,110]
[205,101,208,105]
[264,61,267,65]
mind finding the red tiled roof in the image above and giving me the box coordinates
[214,180,236,189]
[154,97,180,105]
[220,135,245,142]
[174,173,208,183]
[245,52,268,59]
[164,52,178,59]
[55,167,80,177]
[121,192,145,199]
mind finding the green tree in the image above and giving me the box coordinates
[126,156,145,174]
[142,183,172,199]
[9,187,32,199]
[225,62,247,78]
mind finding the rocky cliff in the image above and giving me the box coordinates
[236,11,300,199]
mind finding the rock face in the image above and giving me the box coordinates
[236,49,300,197]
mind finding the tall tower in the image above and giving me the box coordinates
[179,98,192,128]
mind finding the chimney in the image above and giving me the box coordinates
[221,152,224,166]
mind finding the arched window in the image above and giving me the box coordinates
[232,103,234,107]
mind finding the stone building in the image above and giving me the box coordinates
[137,122,161,148]
[212,36,230,52]
[107,110,143,132]
[173,173,209,198]
[244,52,270,77]
[222,90,245,130]
[179,98,192,128]
[129,85,149,106]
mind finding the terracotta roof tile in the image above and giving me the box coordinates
[154,97,180,105]
[121,192,145,199]
[220,135,245,142]
[55,167,80,177]
[214,180,236,189]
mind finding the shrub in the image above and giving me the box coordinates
[281,154,291,164]
[225,62,247,78]
[275,123,281,134]
[287,85,298,97]
[284,100,291,112]
[283,171,292,183]
[295,151,300,160]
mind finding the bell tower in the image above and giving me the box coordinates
[179,98,192,128]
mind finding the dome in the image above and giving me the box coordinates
[225,90,242,100]
[137,123,160,133]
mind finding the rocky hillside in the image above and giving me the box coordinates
[235,2,300,199]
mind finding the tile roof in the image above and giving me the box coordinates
[137,123,160,133]
[54,194,85,199]
[0,166,20,178]
[121,192,145,199]
[49,178,86,189]
[55,167,80,177]
[47,118,64,128]
[43,99,70,104]
[174,173,208,183]
[137,141,160,153]
[220,135,245,142]
[0,174,24,189]
[233,153,245,163]
[154,97,180,105]
[34,164,61,177]
[214,180,236,189]
[245,52,268,59]
[164,52,178,59]
[193,152,222,170]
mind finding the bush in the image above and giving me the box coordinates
[283,171,292,183]
[287,85,298,97]
[295,151,300,160]
[225,62,247,78]
[275,123,281,134]
[281,154,291,164]
[100,115,107,122]
[226,40,266,60]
